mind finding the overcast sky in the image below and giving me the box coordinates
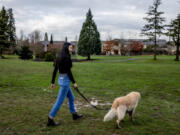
[0,0,179,41]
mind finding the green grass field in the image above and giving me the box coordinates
[0,55,180,135]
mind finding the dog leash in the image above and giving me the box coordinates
[74,87,109,110]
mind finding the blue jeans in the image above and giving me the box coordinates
[49,74,76,118]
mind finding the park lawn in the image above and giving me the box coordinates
[0,55,180,135]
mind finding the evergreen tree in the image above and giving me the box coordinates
[50,34,53,44]
[167,14,180,61]
[141,0,165,60]
[78,9,101,60]
[7,8,16,47]
[18,45,33,60]
[0,6,9,58]
[44,32,48,41]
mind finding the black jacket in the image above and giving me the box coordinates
[51,57,75,84]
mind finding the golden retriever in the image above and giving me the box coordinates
[103,92,141,128]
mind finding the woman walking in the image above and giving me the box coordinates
[47,42,83,126]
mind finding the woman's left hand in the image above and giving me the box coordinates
[73,83,78,89]
[50,84,55,90]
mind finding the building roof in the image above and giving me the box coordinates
[40,41,78,46]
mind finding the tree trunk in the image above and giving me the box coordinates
[175,44,179,61]
[154,10,157,61]
[87,54,90,60]
[175,21,180,61]
[154,39,157,60]
[0,48,3,59]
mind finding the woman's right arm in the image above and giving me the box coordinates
[51,60,58,89]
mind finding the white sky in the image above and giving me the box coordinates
[0,0,179,41]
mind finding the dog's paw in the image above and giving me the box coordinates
[116,124,121,129]
[131,118,135,123]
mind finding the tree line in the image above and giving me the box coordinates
[0,2,179,61]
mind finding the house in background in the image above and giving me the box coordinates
[40,40,78,56]
[102,40,121,55]
[41,41,49,52]
[102,39,167,55]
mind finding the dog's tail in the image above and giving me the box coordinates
[103,108,117,122]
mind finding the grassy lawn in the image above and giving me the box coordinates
[0,55,180,135]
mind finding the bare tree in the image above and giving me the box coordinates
[34,30,42,43]
[28,30,42,58]
[106,32,113,41]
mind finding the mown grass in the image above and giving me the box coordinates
[0,55,180,135]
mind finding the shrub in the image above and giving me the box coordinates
[35,51,45,60]
[33,42,45,61]
[130,41,143,53]
[18,45,33,60]
[143,45,154,53]
[44,52,55,61]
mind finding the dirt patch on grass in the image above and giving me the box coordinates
[74,98,111,110]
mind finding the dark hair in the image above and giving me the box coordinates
[55,42,72,68]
